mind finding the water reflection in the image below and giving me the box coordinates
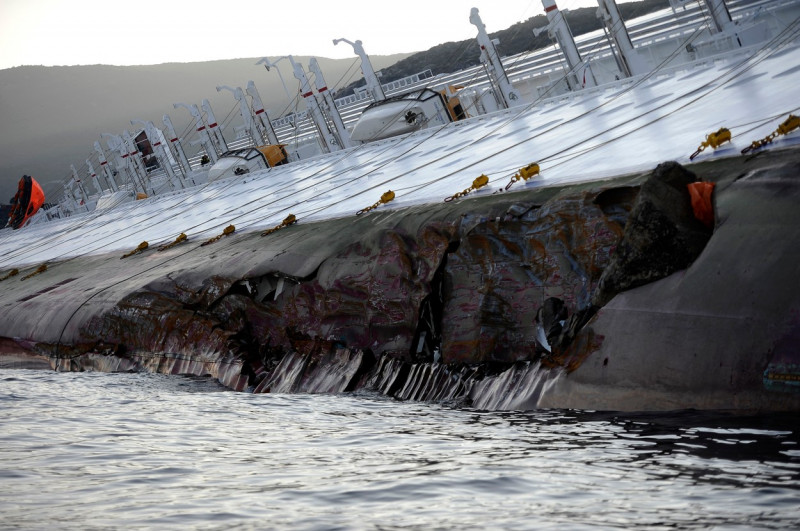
[1,370,798,530]
[460,409,800,488]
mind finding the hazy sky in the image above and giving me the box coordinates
[0,0,608,69]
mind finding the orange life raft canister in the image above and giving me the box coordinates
[8,175,45,229]
[687,181,715,229]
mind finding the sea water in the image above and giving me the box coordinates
[1,369,798,530]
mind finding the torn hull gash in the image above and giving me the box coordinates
[2,149,799,412]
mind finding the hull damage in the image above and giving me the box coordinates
[1,149,799,411]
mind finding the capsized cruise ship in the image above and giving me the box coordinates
[1,0,800,411]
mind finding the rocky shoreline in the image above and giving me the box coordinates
[2,147,799,411]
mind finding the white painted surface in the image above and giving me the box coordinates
[1,36,799,269]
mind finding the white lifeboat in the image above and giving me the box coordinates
[350,88,454,142]
[207,145,288,182]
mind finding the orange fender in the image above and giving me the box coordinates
[687,181,715,229]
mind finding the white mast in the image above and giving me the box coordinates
[63,179,80,212]
[309,58,353,149]
[470,8,522,108]
[132,120,182,189]
[201,99,228,153]
[539,0,596,89]
[289,56,334,153]
[596,0,648,77]
[70,164,90,208]
[93,141,118,191]
[85,159,103,195]
[332,38,385,102]
[174,102,219,164]
[217,85,263,146]
[703,0,735,34]
[123,130,150,193]
[101,133,138,191]
[162,114,192,176]
[101,133,137,192]
[246,81,281,146]
[256,57,293,106]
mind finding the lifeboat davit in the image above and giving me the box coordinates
[6,175,45,230]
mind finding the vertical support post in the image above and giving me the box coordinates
[94,141,119,191]
[162,114,192,176]
[123,130,150,192]
[102,133,139,193]
[703,0,735,34]
[132,120,182,189]
[470,8,522,108]
[246,81,282,147]
[596,0,648,77]
[332,38,386,102]
[217,85,262,146]
[63,179,80,212]
[202,99,228,153]
[541,0,596,89]
[256,57,293,106]
[309,58,353,149]
[85,159,103,195]
[174,102,219,164]
[290,56,333,153]
[70,164,90,210]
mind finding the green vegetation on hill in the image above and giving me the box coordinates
[339,0,670,96]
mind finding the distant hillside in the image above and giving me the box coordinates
[0,0,670,204]
[0,55,410,202]
[339,0,670,95]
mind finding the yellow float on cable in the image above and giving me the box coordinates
[158,233,188,252]
[0,268,19,282]
[742,114,800,154]
[445,174,489,202]
[356,190,396,216]
[505,162,540,190]
[121,241,148,259]
[21,264,47,280]
[261,215,297,237]
[201,225,235,247]
[690,128,731,160]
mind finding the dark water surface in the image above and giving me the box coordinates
[1,369,798,530]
